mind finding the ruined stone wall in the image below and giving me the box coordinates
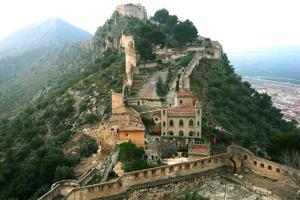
[228,145,300,186]
[120,35,137,88]
[116,4,147,20]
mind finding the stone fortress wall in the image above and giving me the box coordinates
[38,145,300,200]
[116,3,147,20]
[120,35,137,88]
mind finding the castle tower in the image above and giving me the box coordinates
[194,101,202,138]
[160,103,169,136]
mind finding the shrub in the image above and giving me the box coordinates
[80,140,98,157]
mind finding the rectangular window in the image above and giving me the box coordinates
[268,166,272,170]
[244,155,248,160]
[260,163,264,168]
[253,161,257,165]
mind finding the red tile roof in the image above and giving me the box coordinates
[167,105,195,113]
[177,90,193,98]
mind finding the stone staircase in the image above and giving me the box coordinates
[130,74,148,96]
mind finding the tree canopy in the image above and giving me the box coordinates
[152,9,169,24]
[156,76,168,97]
[152,9,198,46]
[174,20,198,45]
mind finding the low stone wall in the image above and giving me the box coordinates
[228,145,300,185]
[39,145,300,200]
[79,168,98,186]
[65,153,229,200]
[138,62,158,69]
[37,180,79,200]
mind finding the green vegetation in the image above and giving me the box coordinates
[127,20,165,62]
[177,53,194,67]
[0,52,124,199]
[118,141,159,172]
[175,188,208,200]
[268,133,300,169]
[0,43,91,117]
[80,139,98,157]
[156,76,168,97]
[152,9,198,47]
[173,20,198,45]
[190,55,300,158]
[118,141,148,172]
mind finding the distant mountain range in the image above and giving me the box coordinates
[229,46,300,84]
[0,18,93,116]
[0,18,92,58]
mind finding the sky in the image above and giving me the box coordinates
[0,0,300,52]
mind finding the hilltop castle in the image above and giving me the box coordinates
[38,3,300,200]
[116,3,147,20]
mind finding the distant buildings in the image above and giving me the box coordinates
[245,77,300,126]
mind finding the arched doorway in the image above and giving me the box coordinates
[230,157,237,172]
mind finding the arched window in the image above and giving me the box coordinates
[189,119,193,126]
[197,132,200,137]
[179,119,184,127]
[163,121,166,127]
[169,119,174,126]
[169,131,174,136]
[180,100,183,105]
[197,121,200,126]
[189,131,194,136]
[179,131,184,136]
[198,110,200,115]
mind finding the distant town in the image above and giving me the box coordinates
[244,77,300,126]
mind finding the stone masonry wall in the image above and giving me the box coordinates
[228,145,300,186]
[39,145,300,200]
[64,153,229,200]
